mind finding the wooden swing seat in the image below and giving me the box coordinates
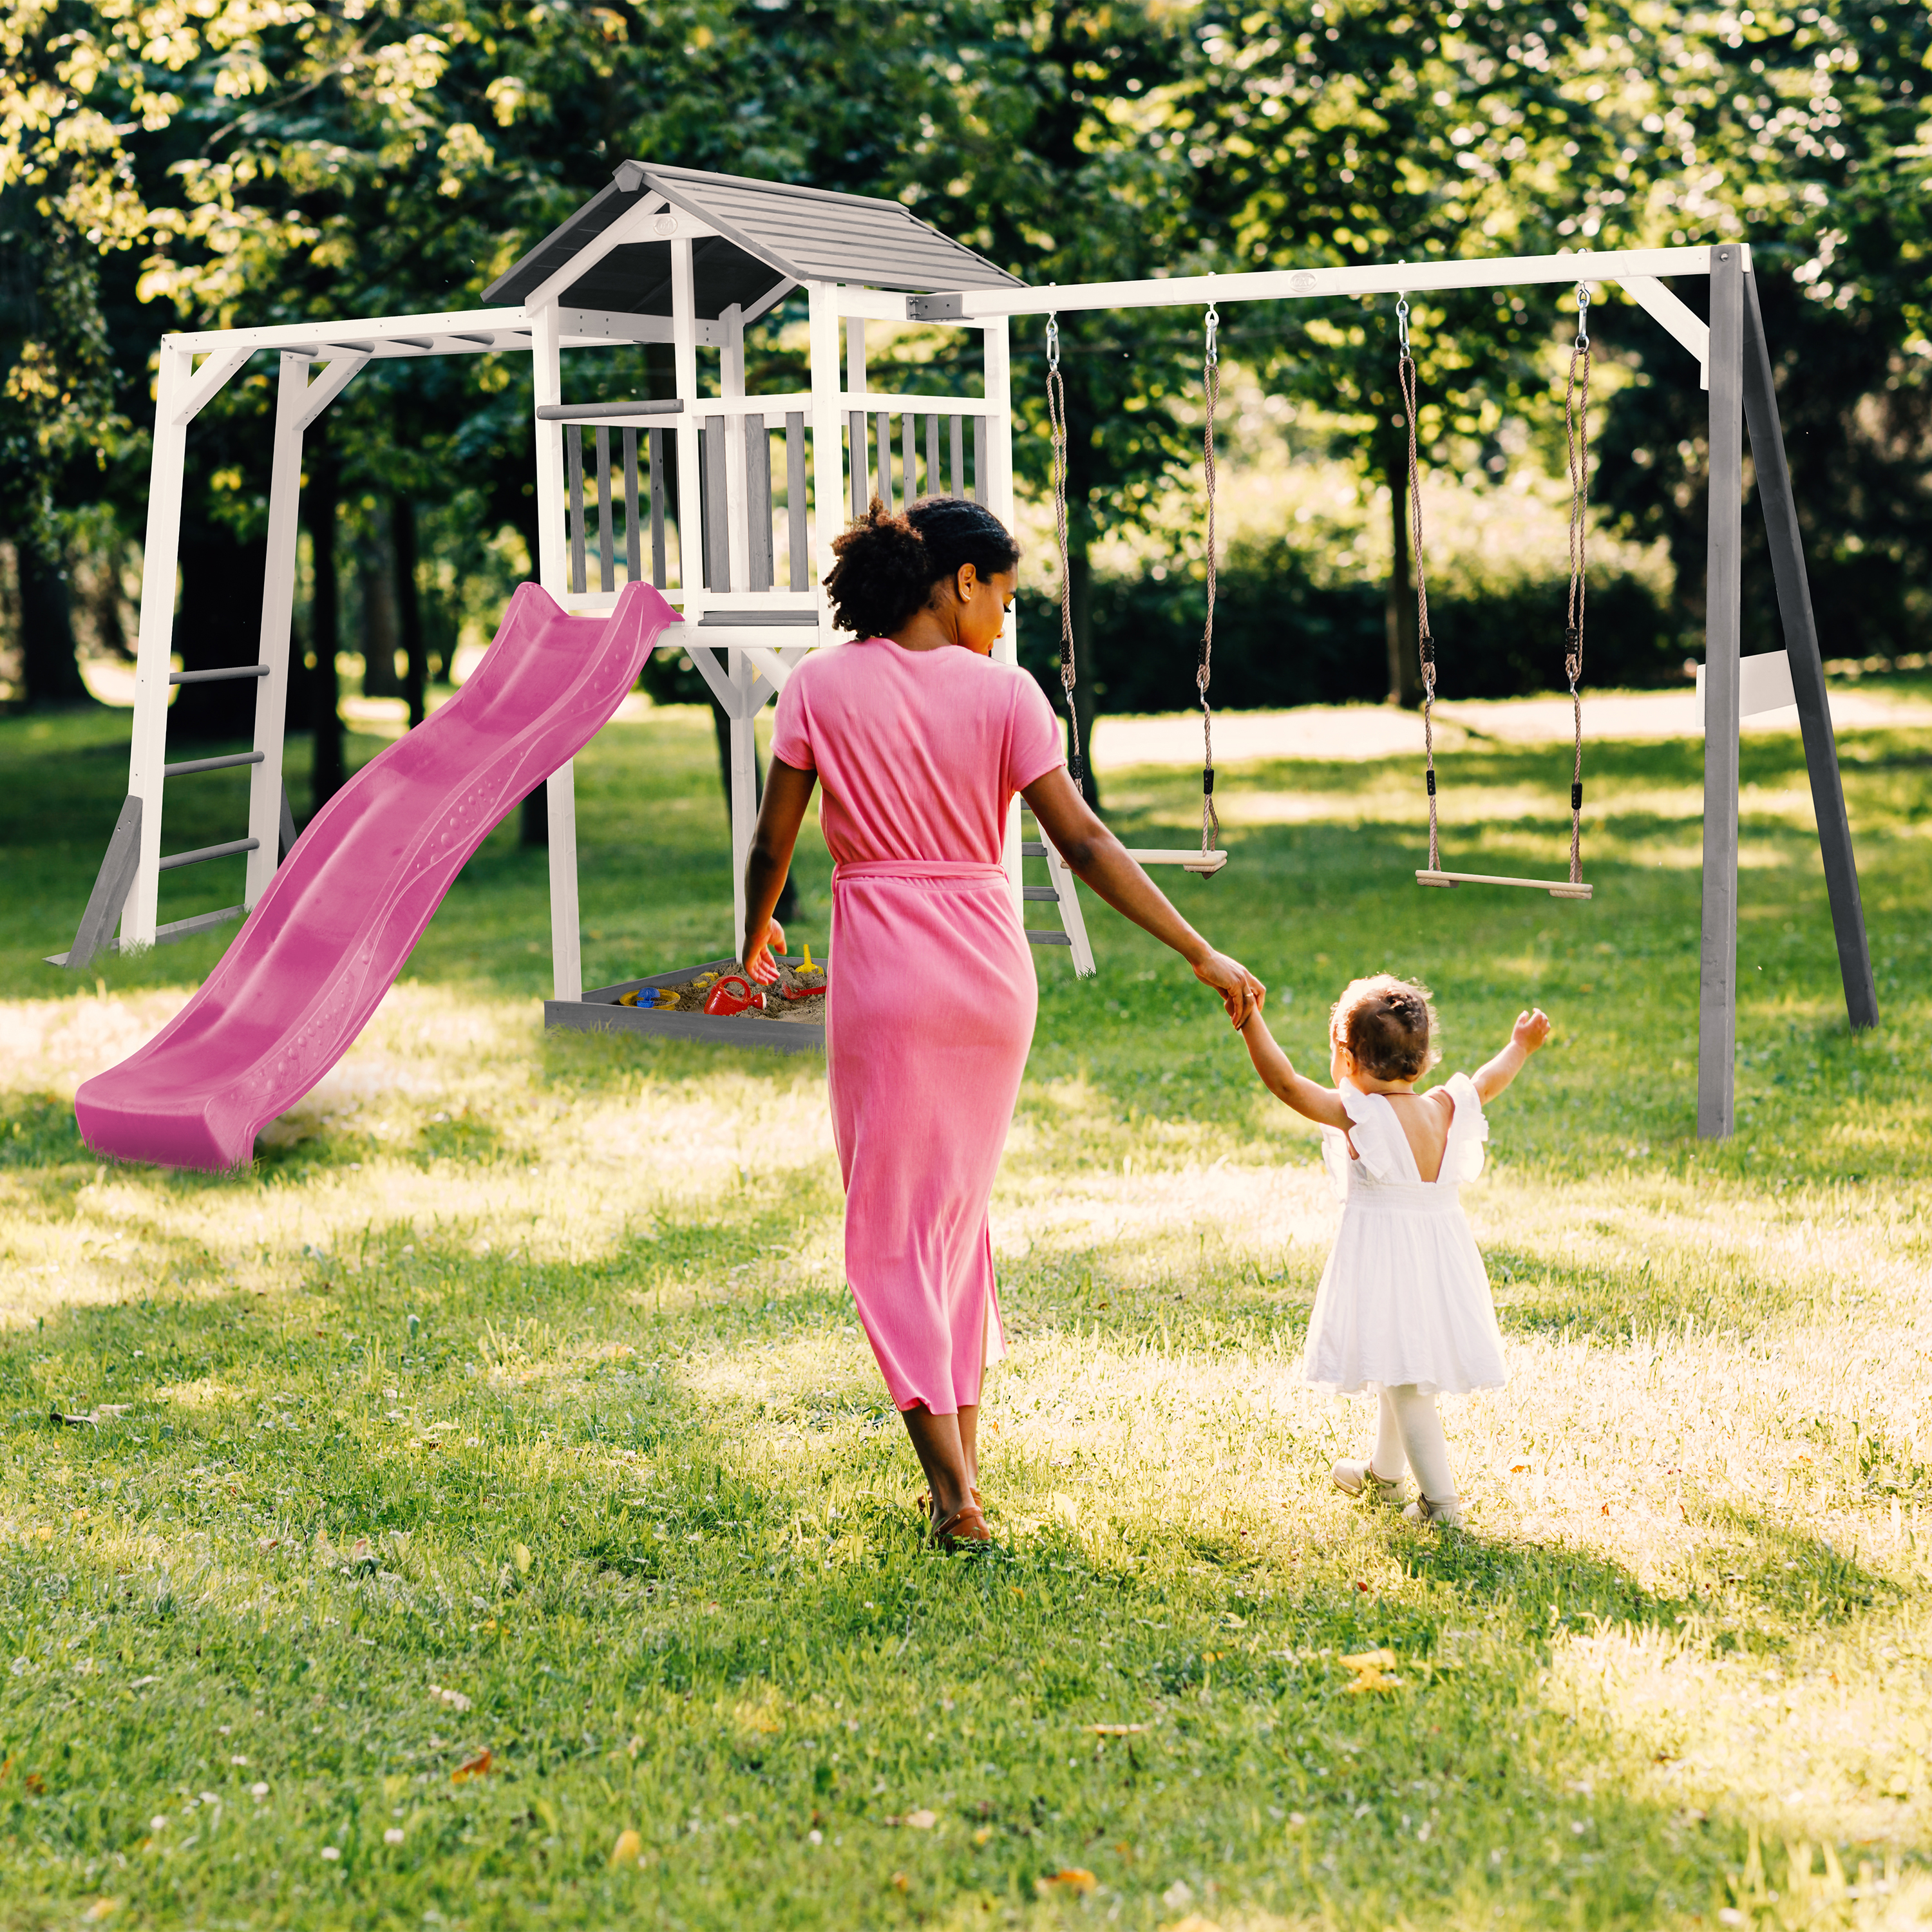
[1416,869,1591,900]
[1128,847,1229,876]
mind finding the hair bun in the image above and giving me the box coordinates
[824,495,1018,638]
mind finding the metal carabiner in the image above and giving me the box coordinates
[1575,281,1591,352]
[1046,312,1060,372]
[1396,294,1411,354]
[1204,303,1220,368]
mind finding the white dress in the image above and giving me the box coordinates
[1301,1074,1506,1397]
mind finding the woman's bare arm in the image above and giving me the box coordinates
[1021,765,1264,1027]
[742,757,817,981]
[1237,1010,1352,1128]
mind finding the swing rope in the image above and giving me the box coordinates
[1198,304,1221,857]
[1044,314,1084,793]
[1396,295,1440,875]
[1563,282,1591,887]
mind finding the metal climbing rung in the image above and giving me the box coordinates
[169,664,269,685]
[1027,931,1074,946]
[1417,869,1593,900]
[164,750,265,777]
[1022,886,1060,901]
[158,837,260,872]
[1021,841,1047,857]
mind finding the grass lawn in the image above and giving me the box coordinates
[2,692,1931,1929]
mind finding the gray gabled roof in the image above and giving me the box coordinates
[482,162,1023,317]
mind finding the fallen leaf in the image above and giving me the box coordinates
[1037,1868,1097,1895]
[451,1750,492,1783]
[973,1826,994,1846]
[1340,1649,1402,1694]
[890,1871,909,1891]
[609,1827,642,1868]
[904,1808,936,1829]
[512,1544,532,1575]
[82,1900,121,1922]
[428,1684,472,1712]
[1340,1649,1396,1672]
[23,1774,44,1794]
[1090,1723,1146,1737]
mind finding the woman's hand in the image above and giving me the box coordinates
[1192,949,1265,1028]
[744,916,786,985]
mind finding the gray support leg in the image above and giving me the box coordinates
[59,796,143,971]
[1698,245,1747,1140]
[278,783,298,864]
[1739,274,1878,1030]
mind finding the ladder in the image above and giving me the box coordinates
[1019,811,1095,976]
[52,346,368,971]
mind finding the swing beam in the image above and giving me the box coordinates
[911,241,1879,1142]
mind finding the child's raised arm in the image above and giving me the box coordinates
[1238,1010,1352,1129]
[1472,1008,1552,1103]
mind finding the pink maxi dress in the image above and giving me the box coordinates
[770,635,1064,1415]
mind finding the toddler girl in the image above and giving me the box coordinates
[1237,975,1550,1526]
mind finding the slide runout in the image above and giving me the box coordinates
[75,581,677,1170]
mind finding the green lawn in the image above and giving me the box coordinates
[1,694,1929,1929]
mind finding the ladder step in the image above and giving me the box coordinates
[1020,841,1048,857]
[1021,886,1060,901]
[169,665,269,685]
[1026,929,1074,946]
[163,751,266,778]
[158,837,260,872]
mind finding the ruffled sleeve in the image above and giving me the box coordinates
[1319,1080,1412,1198]
[1440,1071,1490,1184]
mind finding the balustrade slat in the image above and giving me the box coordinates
[950,416,964,497]
[902,412,916,504]
[746,414,773,592]
[875,411,893,513]
[848,411,866,518]
[595,426,615,592]
[649,429,668,587]
[704,414,731,592]
[786,413,808,591]
[926,415,941,496]
[623,429,641,581]
[566,423,587,594]
[972,417,987,506]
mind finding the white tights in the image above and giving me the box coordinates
[1369,1384,1457,1505]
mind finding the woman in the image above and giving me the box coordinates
[743,497,1264,1546]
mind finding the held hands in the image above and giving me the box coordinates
[744,916,787,985]
[1193,950,1266,1029]
[1513,1007,1552,1054]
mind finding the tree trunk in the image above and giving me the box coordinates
[395,494,426,728]
[1383,437,1421,708]
[17,536,91,706]
[308,436,345,810]
[359,502,401,697]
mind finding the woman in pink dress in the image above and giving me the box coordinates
[743,498,1262,1546]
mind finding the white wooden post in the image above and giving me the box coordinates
[845,305,868,516]
[671,238,704,612]
[730,656,759,959]
[244,352,309,905]
[530,299,583,1002]
[123,340,194,947]
[981,316,1025,916]
[807,282,844,637]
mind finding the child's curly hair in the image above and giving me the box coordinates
[822,495,1019,639]
[1330,974,1441,1082]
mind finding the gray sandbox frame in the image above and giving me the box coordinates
[545,954,825,1054]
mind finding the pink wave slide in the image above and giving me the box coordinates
[77,580,679,1170]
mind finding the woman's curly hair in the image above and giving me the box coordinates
[823,495,1019,639]
[1329,974,1441,1082]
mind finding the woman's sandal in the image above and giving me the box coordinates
[930,1499,992,1548]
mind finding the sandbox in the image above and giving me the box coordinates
[544,954,826,1053]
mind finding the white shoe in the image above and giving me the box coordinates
[1332,1459,1410,1506]
[1402,1495,1464,1528]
